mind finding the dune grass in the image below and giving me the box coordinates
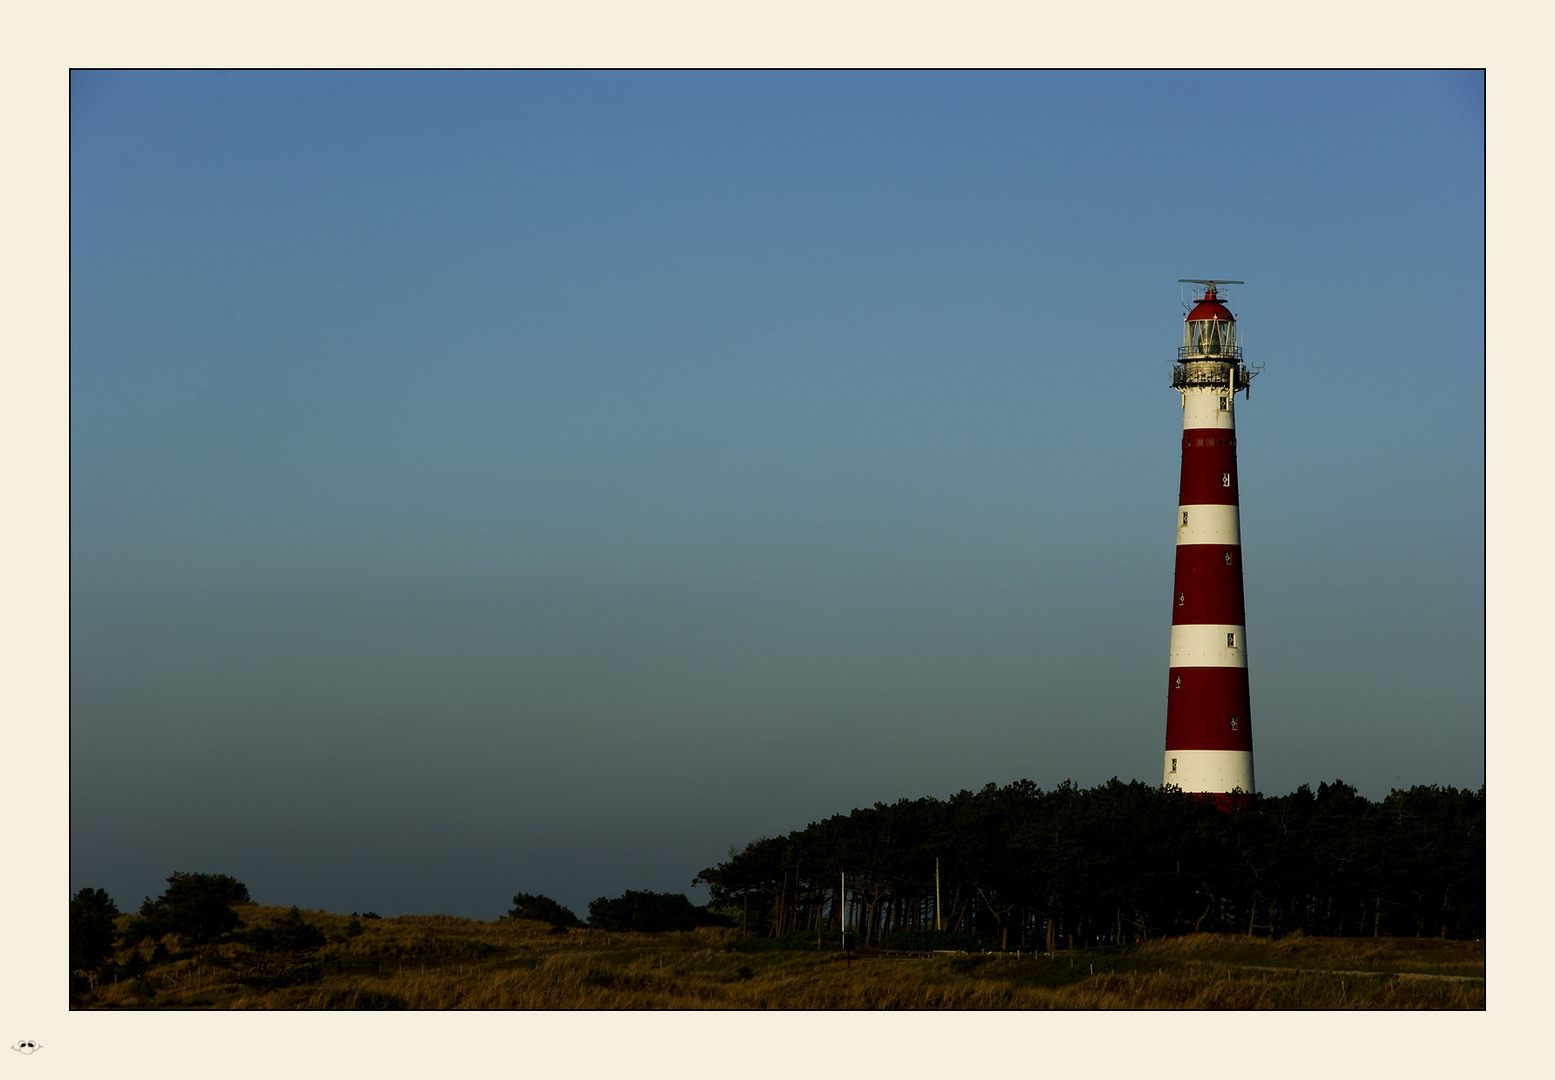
[75,908,1483,1010]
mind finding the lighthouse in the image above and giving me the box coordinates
[1164,280,1258,795]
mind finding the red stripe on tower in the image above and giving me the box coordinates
[1164,281,1258,796]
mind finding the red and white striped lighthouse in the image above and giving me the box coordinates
[1164,280,1258,795]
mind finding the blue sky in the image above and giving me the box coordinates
[70,70,1484,919]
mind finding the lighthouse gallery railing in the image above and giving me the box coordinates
[1171,361,1257,391]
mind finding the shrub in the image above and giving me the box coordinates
[125,872,251,946]
[587,890,736,933]
[120,950,150,978]
[242,907,327,954]
[235,907,327,987]
[507,893,580,931]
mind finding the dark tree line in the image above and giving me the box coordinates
[586,890,734,933]
[693,780,1484,949]
[507,889,734,933]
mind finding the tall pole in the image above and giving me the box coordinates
[841,870,847,954]
[935,858,941,932]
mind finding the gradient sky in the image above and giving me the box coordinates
[70,70,1485,919]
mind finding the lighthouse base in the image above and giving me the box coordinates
[1162,749,1254,795]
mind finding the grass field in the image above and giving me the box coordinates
[75,907,1484,1010]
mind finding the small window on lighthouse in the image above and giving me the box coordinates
[1219,396,1228,411]
[1170,758,1178,773]
[1222,472,1231,487]
[1224,551,1233,565]
[1178,593,1185,607]
[1181,511,1188,526]
[1230,717,1238,731]
[1227,632,1237,648]
[1174,674,1181,689]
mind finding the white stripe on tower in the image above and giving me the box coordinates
[1161,750,1253,796]
[1183,390,1236,429]
[1176,504,1241,546]
[1168,624,1248,667]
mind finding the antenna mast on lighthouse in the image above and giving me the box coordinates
[1163,280,1257,799]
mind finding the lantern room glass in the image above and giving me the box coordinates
[1184,318,1236,357]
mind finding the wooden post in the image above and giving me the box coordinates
[935,858,941,932]
[841,869,847,955]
